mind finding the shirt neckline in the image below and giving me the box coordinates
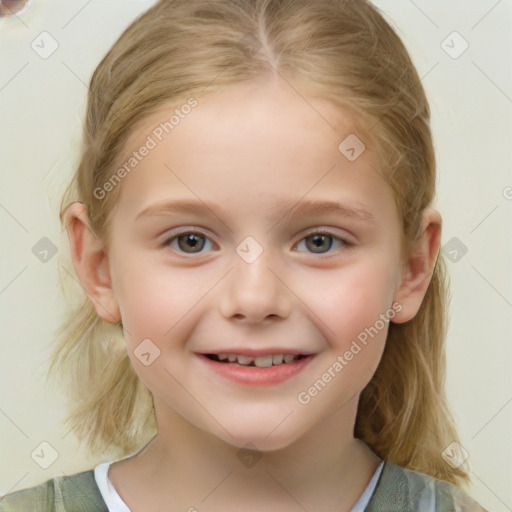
[94,459,385,512]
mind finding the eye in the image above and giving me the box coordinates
[164,231,215,254]
[295,230,352,254]
[162,229,352,256]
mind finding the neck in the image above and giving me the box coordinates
[110,397,381,511]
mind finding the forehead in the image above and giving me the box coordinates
[121,76,374,164]
[110,78,395,225]
[131,80,351,133]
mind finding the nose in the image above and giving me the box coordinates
[219,248,292,324]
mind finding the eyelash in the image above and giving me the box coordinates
[162,228,355,257]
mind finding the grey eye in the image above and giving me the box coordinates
[296,233,345,254]
[166,232,214,254]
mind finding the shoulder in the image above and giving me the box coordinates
[366,461,488,512]
[0,469,107,512]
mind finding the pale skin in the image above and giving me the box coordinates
[65,76,442,511]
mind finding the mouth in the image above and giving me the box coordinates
[199,351,316,386]
[204,353,309,368]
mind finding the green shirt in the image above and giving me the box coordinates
[0,461,487,511]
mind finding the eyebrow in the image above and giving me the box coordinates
[135,198,375,226]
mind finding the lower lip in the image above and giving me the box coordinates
[199,355,315,386]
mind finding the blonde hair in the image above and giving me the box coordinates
[49,0,469,487]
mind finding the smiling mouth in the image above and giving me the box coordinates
[204,353,310,368]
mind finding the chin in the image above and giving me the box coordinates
[210,420,304,453]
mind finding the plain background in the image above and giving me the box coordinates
[0,1,511,510]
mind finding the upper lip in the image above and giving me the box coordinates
[198,348,315,357]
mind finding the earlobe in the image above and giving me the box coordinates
[392,208,442,324]
[63,202,121,323]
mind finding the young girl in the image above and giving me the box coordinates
[0,0,489,510]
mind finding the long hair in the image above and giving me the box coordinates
[49,0,469,487]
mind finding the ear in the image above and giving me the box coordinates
[392,208,442,323]
[63,202,121,323]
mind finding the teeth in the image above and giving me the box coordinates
[272,354,284,365]
[254,355,273,368]
[237,355,253,365]
[213,353,301,366]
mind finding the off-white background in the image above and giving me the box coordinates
[0,1,511,510]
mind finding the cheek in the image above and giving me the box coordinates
[301,257,399,348]
[111,255,208,396]
[294,263,398,410]
[111,253,211,341]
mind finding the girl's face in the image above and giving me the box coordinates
[104,79,408,450]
